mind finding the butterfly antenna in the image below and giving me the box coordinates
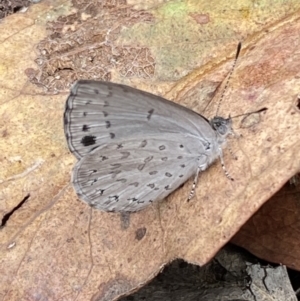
[230,107,267,119]
[215,42,242,116]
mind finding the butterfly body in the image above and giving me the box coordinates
[64,80,232,212]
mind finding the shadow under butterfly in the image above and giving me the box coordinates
[63,43,261,212]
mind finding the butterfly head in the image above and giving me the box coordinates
[210,116,233,137]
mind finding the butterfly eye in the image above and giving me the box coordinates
[216,122,226,134]
[210,117,232,136]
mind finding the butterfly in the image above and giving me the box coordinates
[64,79,234,212]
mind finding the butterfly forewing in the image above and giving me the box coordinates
[64,80,217,159]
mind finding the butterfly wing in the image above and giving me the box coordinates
[72,134,215,212]
[64,80,216,159]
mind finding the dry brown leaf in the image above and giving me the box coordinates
[1,0,300,300]
[232,181,300,271]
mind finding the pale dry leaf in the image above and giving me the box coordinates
[1,1,300,301]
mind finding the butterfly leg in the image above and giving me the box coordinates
[219,149,234,181]
[227,144,238,160]
[187,167,201,201]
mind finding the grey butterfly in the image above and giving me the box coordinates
[64,79,234,212]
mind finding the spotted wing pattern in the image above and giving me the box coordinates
[73,134,219,212]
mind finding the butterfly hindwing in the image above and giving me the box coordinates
[72,135,215,212]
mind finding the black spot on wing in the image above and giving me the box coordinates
[91,178,99,185]
[117,178,127,183]
[205,142,211,150]
[140,140,147,148]
[109,170,121,178]
[69,90,76,97]
[82,125,89,132]
[138,164,145,171]
[109,195,119,202]
[120,151,130,159]
[63,114,68,126]
[159,145,166,150]
[91,146,99,152]
[106,121,111,128]
[110,133,115,139]
[147,109,154,120]
[111,163,121,169]
[96,189,105,195]
[81,135,96,146]
[94,89,99,94]
[144,156,153,162]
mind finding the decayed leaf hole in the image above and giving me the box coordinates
[27,1,156,92]
[1,194,30,228]
[297,95,300,110]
